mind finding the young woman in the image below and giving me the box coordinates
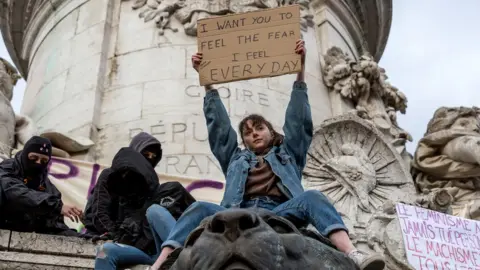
[151,40,385,270]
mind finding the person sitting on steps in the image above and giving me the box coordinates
[94,147,196,270]
[150,39,385,270]
[83,132,165,237]
[0,136,83,236]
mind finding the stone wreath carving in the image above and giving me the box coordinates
[302,114,415,223]
[123,0,313,36]
[322,47,412,152]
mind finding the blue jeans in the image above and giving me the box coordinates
[161,190,347,249]
[94,204,176,269]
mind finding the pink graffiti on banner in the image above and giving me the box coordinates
[396,203,480,270]
[47,157,224,198]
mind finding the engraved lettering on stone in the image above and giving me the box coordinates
[150,121,167,143]
[163,154,221,175]
[184,85,231,98]
[172,123,187,142]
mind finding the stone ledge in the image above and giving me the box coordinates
[8,231,95,258]
[0,251,94,269]
[0,230,10,249]
[0,230,152,269]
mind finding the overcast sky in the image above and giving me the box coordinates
[1,0,479,154]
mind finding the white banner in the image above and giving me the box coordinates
[396,203,480,270]
[47,157,225,229]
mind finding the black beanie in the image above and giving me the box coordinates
[22,136,52,159]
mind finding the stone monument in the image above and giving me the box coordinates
[0,0,392,182]
[0,0,437,269]
[412,106,480,220]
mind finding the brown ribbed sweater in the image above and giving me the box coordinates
[245,156,283,197]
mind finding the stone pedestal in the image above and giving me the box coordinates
[1,0,391,181]
[1,0,401,269]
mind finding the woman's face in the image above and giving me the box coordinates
[242,120,273,154]
[451,116,480,132]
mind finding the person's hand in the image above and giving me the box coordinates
[61,205,83,223]
[191,53,203,72]
[92,232,115,243]
[295,39,306,66]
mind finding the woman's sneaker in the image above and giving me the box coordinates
[347,250,385,270]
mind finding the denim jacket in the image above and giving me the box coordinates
[203,81,313,208]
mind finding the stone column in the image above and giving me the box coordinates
[1,0,391,182]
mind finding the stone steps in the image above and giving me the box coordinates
[0,230,149,269]
[0,251,94,269]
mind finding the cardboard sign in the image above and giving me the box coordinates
[197,5,302,86]
[396,203,480,270]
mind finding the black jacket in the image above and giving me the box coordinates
[0,152,77,236]
[83,132,163,234]
[106,147,196,254]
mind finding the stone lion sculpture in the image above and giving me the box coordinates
[412,106,480,220]
[165,208,358,270]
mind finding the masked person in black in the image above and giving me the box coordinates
[94,147,196,269]
[83,132,164,237]
[0,136,83,236]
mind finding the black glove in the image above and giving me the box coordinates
[119,217,141,237]
[78,233,94,240]
[92,232,115,243]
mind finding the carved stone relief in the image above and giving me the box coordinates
[303,114,415,222]
[412,106,480,220]
[322,47,412,165]
[365,201,414,270]
[123,0,313,36]
[303,114,417,269]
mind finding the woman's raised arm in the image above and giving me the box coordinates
[282,40,313,172]
[192,53,240,175]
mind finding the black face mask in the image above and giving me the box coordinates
[110,171,147,197]
[143,155,158,167]
[22,158,48,177]
[20,136,52,178]
[141,145,162,168]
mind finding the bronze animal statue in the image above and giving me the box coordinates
[165,208,359,270]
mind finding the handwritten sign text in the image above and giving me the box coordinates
[197,5,301,85]
[396,203,480,270]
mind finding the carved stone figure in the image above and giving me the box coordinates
[322,47,412,164]
[412,106,480,220]
[0,58,94,160]
[124,0,313,36]
[365,201,413,270]
[168,208,358,270]
[0,58,21,159]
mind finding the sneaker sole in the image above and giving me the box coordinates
[362,259,386,270]
[160,248,183,270]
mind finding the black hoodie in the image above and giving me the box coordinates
[0,151,77,236]
[129,132,163,167]
[83,132,162,234]
[105,147,196,254]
